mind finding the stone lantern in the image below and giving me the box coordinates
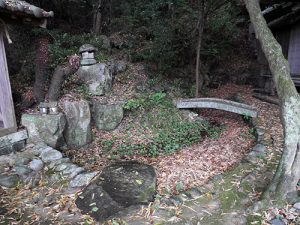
[79,44,97,66]
[77,44,112,96]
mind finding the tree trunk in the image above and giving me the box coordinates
[195,0,205,97]
[93,0,103,35]
[33,36,50,103]
[48,56,80,102]
[244,0,300,204]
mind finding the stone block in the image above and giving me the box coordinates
[21,113,67,149]
[92,101,124,131]
[62,100,92,148]
[0,130,27,155]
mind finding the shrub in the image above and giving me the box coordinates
[32,29,110,69]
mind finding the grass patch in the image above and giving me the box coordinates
[98,92,223,157]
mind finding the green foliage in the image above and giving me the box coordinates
[247,214,263,225]
[124,92,166,111]
[204,2,241,58]
[36,29,110,68]
[106,93,222,157]
[149,92,166,104]
[207,126,224,140]
[147,75,163,88]
[73,84,94,100]
[112,0,197,74]
[111,0,241,76]
[242,114,252,124]
[123,98,145,110]
[175,182,185,192]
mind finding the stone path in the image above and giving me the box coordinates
[0,143,97,189]
[0,142,98,224]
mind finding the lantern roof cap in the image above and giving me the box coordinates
[79,44,97,53]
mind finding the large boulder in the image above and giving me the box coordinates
[62,100,92,148]
[99,161,157,206]
[92,101,124,131]
[77,63,112,96]
[76,161,156,222]
[21,113,67,149]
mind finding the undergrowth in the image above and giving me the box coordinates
[33,29,110,68]
[98,92,223,157]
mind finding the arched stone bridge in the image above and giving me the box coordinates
[176,98,258,118]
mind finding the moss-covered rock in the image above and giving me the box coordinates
[76,161,156,222]
[76,63,112,96]
[62,99,92,148]
[21,113,67,149]
[92,101,124,131]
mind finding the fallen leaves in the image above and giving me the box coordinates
[0,83,286,224]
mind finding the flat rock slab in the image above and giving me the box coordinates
[76,184,124,222]
[14,166,32,178]
[70,172,98,188]
[293,202,300,210]
[76,161,156,222]
[271,218,285,225]
[0,174,20,188]
[99,161,157,206]
[28,159,44,171]
[62,165,84,178]
[176,98,258,118]
[40,149,63,163]
[0,130,28,148]
[253,143,266,154]
[0,130,28,156]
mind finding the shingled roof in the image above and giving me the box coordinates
[262,1,300,28]
[0,0,53,26]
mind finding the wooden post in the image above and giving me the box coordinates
[0,28,17,137]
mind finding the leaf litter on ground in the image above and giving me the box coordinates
[1,83,293,224]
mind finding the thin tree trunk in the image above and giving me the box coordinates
[244,0,300,204]
[33,36,50,103]
[93,0,103,35]
[195,0,205,97]
[48,56,80,101]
